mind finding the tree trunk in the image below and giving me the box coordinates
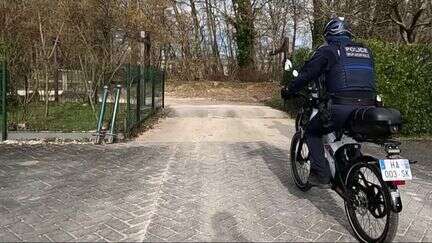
[312,0,325,47]
[222,0,235,75]
[292,14,298,52]
[291,0,299,52]
[205,0,223,75]
[270,37,290,82]
[144,32,151,67]
[232,0,256,76]
[53,45,59,102]
[172,2,193,79]
[189,0,202,56]
[43,62,49,118]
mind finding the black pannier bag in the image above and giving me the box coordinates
[348,107,402,140]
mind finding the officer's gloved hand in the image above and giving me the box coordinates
[281,87,293,100]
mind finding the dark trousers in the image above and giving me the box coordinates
[305,105,359,180]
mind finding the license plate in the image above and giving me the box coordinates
[379,159,412,181]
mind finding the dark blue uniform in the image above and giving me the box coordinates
[287,35,376,181]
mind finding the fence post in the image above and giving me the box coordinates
[1,59,7,141]
[162,70,165,109]
[151,68,156,110]
[126,64,131,134]
[143,66,147,108]
[136,65,141,123]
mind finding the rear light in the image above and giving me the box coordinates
[392,180,406,186]
[390,125,400,134]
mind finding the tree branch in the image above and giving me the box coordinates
[409,8,425,30]
[38,12,46,56]
[414,20,432,28]
[389,3,407,31]
[48,22,65,59]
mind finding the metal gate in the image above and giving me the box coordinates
[0,58,7,141]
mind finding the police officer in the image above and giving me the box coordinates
[282,17,377,187]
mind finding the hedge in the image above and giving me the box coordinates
[282,40,432,136]
[366,40,432,136]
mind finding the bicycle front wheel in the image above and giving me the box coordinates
[290,131,311,191]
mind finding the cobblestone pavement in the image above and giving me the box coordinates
[0,99,431,242]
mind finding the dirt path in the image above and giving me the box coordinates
[137,98,293,144]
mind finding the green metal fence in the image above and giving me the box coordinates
[0,58,7,141]
[125,65,165,135]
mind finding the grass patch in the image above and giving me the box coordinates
[8,102,126,132]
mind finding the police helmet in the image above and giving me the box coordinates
[323,17,352,37]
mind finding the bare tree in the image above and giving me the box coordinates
[389,0,431,43]
[205,0,223,75]
[34,0,65,117]
[2,0,432,108]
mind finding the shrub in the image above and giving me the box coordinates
[281,48,312,86]
[365,40,432,136]
[0,41,9,58]
[275,40,432,136]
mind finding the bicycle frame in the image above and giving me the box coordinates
[296,83,405,213]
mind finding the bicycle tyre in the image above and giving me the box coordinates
[344,162,398,243]
[290,131,312,192]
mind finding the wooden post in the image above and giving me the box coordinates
[270,37,291,79]
[1,59,7,141]
[143,31,151,68]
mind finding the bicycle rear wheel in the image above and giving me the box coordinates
[290,131,311,191]
[344,162,398,242]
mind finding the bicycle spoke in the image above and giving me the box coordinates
[291,134,311,189]
[296,141,310,184]
[348,165,391,241]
